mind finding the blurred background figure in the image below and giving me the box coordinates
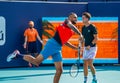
[23,21,43,67]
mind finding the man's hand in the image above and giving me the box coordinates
[23,43,27,49]
[79,35,84,43]
[73,46,78,50]
[37,35,45,46]
[41,41,46,46]
[24,36,27,49]
[86,45,90,50]
[65,42,78,50]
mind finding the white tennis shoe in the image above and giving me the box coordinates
[7,50,20,62]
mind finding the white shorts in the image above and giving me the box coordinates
[83,47,97,60]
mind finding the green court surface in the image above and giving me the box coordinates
[0,66,120,83]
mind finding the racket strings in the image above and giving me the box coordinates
[70,64,79,77]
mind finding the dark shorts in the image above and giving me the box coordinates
[27,41,37,53]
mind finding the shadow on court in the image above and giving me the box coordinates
[0,71,69,81]
[0,66,120,83]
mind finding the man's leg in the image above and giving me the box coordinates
[23,54,44,67]
[88,59,97,82]
[26,53,33,67]
[34,53,39,58]
[84,60,89,83]
[7,50,44,67]
[88,59,96,76]
[23,40,44,66]
[54,62,63,83]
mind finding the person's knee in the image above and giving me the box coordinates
[35,55,44,64]
[56,68,63,75]
[88,62,94,67]
[88,64,92,68]
[84,61,88,67]
[23,55,39,66]
[23,55,31,61]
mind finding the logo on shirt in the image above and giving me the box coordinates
[0,16,6,46]
[88,30,90,32]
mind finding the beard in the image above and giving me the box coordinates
[71,21,77,24]
[29,26,33,29]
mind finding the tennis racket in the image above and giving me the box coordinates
[69,42,81,78]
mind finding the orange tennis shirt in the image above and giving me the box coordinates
[24,28,38,42]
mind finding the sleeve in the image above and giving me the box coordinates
[24,29,28,37]
[92,25,98,34]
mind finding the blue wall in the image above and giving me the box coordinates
[0,1,120,68]
[88,2,120,63]
[0,2,87,68]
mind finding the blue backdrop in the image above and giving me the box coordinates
[0,1,87,68]
[0,1,120,68]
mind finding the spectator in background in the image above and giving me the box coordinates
[23,21,43,67]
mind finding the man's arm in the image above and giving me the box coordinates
[67,21,82,37]
[91,26,98,46]
[37,35,44,45]
[23,36,27,49]
[65,42,78,50]
[91,34,98,45]
[86,34,98,50]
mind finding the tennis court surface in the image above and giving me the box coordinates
[0,65,120,83]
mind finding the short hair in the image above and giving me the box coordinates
[28,21,34,24]
[68,12,77,17]
[29,21,34,23]
[82,12,91,20]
